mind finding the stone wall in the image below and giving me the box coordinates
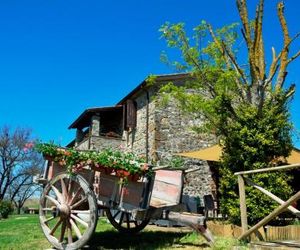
[75,136,122,151]
[90,136,122,151]
[153,96,216,198]
[123,88,157,159]
[124,81,217,199]
[75,138,90,150]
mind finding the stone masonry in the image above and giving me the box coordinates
[121,80,217,199]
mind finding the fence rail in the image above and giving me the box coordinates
[234,163,300,241]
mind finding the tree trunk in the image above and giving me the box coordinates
[17,206,21,214]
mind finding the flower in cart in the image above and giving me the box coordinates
[86,159,93,166]
[64,150,72,157]
[35,142,61,158]
[58,159,67,166]
[141,163,149,172]
[35,142,153,178]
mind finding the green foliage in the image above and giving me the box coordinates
[0,200,14,219]
[219,98,293,225]
[35,143,152,178]
[212,236,248,250]
[145,74,158,86]
[162,156,185,169]
[159,18,295,226]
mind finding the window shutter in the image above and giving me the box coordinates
[126,100,137,129]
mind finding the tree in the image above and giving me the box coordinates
[158,0,299,224]
[0,126,43,213]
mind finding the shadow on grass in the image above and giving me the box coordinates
[87,230,210,249]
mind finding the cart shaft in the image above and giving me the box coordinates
[166,211,214,246]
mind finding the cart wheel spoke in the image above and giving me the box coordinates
[126,213,130,228]
[118,212,125,225]
[68,187,82,206]
[112,210,120,219]
[71,210,90,214]
[67,179,73,203]
[70,196,87,210]
[70,214,89,228]
[61,178,68,201]
[50,185,64,204]
[44,216,55,224]
[59,220,67,242]
[50,218,62,235]
[45,195,60,206]
[70,218,82,239]
[67,221,73,244]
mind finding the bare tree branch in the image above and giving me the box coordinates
[0,127,42,206]
[207,24,248,102]
[275,1,291,90]
[236,0,252,46]
[288,50,300,64]
[268,32,300,86]
[253,0,266,80]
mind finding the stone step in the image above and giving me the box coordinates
[250,240,300,250]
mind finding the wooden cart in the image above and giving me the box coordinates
[37,158,214,250]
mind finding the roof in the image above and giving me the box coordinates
[117,73,190,105]
[177,145,300,165]
[68,73,191,131]
[68,106,123,129]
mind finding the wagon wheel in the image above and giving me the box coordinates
[106,209,149,233]
[39,173,98,250]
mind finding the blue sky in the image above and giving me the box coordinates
[0,0,299,147]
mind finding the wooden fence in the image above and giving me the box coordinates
[207,221,300,241]
[234,163,300,241]
[265,225,300,241]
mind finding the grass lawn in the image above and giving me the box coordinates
[0,214,247,250]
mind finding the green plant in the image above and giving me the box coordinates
[166,156,185,169]
[212,236,248,250]
[35,143,152,179]
[0,200,14,219]
[219,100,293,225]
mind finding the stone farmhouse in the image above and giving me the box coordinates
[67,73,219,206]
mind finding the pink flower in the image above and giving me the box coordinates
[141,163,149,171]
[23,141,34,152]
[26,142,34,148]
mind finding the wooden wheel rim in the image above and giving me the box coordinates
[39,173,97,250]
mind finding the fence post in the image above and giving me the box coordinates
[238,175,248,235]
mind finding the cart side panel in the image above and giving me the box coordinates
[97,174,120,205]
[47,161,63,180]
[150,170,183,207]
[97,173,150,210]
[120,181,145,210]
